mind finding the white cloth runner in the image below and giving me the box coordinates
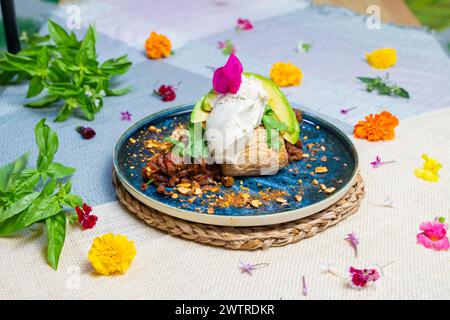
[54,0,309,50]
[1,108,449,300]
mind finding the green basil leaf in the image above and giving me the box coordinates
[396,87,410,99]
[105,86,132,96]
[35,119,59,169]
[61,194,83,208]
[80,25,97,59]
[26,77,44,98]
[47,20,71,46]
[0,195,61,236]
[45,212,66,270]
[47,162,75,179]
[54,103,75,122]
[25,95,59,108]
[100,55,132,75]
[14,169,40,191]
[0,152,30,193]
[0,192,40,223]
[3,52,37,75]
[0,71,18,84]
[357,77,375,84]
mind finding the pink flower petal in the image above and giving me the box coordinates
[212,53,243,94]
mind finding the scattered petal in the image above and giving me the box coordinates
[366,48,396,69]
[349,266,381,288]
[302,276,308,296]
[414,154,442,182]
[239,261,268,275]
[269,62,302,87]
[120,111,132,121]
[417,217,450,251]
[354,111,399,141]
[370,155,395,168]
[236,18,253,32]
[345,232,359,257]
[76,126,96,140]
[340,107,358,115]
[75,203,98,230]
[218,39,236,55]
[145,32,171,59]
[154,85,176,102]
[88,233,136,275]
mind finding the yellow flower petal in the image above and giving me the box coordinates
[414,154,442,182]
[366,48,396,69]
[269,62,302,87]
[88,233,137,275]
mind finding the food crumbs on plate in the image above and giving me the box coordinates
[275,197,287,204]
[251,200,262,208]
[320,156,328,162]
[312,179,319,185]
[325,187,336,194]
[129,138,136,144]
[295,195,303,202]
[315,166,328,173]
[302,153,310,158]
[207,207,215,214]
[171,193,179,199]
[297,179,302,184]
[320,146,326,151]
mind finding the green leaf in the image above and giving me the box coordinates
[263,113,289,131]
[0,192,40,223]
[80,25,97,59]
[357,77,375,84]
[395,87,410,99]
[266,128,281,151]
[47,162,75,179]
[54,103,75,122]
[0,195,61,236]
[100,55,132,75]
[61,194,83,208]
[14,169,40,191]
[35,119,59,170]
[105,86,132,96]
[26,77,45,98]
[0,152,30,193]
[45,212,66,270]
[47,20,71,46]
[25,95,59,108]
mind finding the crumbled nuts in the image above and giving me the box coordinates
[302,153,310,158]
[315,166,328,173]
[325,187,336,194]
[295,195,303,202]
[177,186,192,195]
[276,197,287,204]
[320,156,328,162]
[297,179,303,184]
[241,193,251,201]
[149,125,157,132]
[177,182,192,188]
[194,188,203,195]
[171,193,179,199]
[312,179,319,185]
[129,138,137,144]
[221,176,235,188]
[320,183,327,190]
[320,146,326,151]
[316,125,320,130]
[207,207,215,214]
[251,200,262,208]
[187,197,197,203]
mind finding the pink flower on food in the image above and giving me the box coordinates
[212,53,243,94]
[417,218,450,251]
[236,18,253,32]
[349,267,381,288]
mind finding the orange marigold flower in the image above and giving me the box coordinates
[353,111,399,141]
[145,32,171,59]
[269,62,302,87]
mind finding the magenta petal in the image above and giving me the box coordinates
[212,53,243,94]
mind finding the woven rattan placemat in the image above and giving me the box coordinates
[113,170,364,250]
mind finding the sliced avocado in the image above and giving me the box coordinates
[244,72,300,145]
[190,94,209,123]
[190,90,217,123]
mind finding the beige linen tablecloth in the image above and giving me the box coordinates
[1,108,449,300]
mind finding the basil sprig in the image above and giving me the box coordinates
[165,123,210,160]
[262,107,288,150]
[0,20,132,122]
[358,74,409,99]
[0,119,83,270]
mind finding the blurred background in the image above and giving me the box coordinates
[1,0,450,56]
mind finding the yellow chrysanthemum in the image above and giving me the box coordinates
[88,233,136,275]
[414,154,442,182]
[145,32,171,59]
[365,48,397,69]
[269,62,302,87]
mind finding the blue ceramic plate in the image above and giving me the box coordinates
[113,104,359,226]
